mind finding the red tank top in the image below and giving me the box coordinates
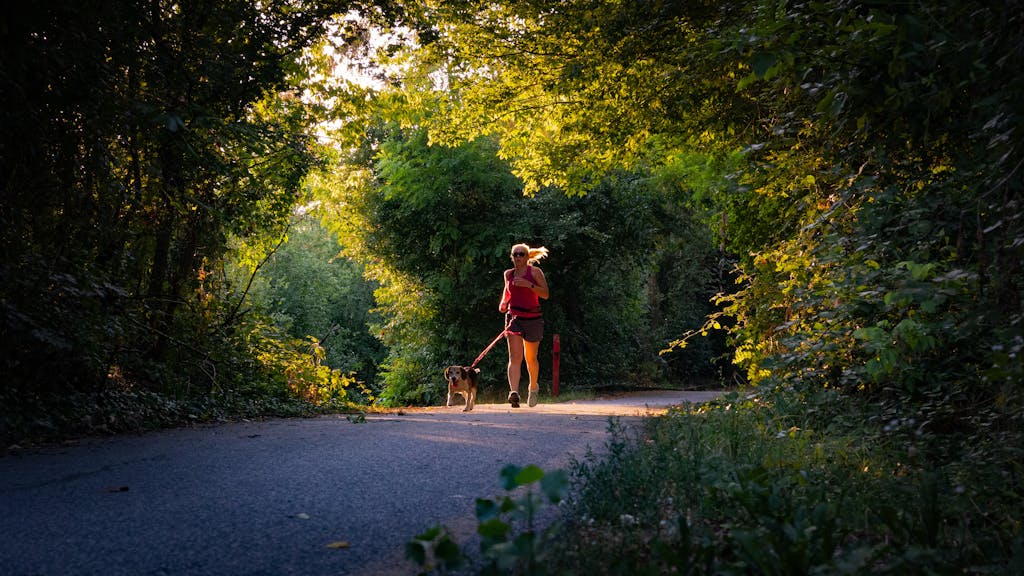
[502,266,541,318]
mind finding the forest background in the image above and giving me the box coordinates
[1,1,1022,572]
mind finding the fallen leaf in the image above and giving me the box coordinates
[325,541,350,549]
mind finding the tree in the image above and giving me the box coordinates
[0,1,396,402]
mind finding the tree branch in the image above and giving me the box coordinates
[220,224,291,330]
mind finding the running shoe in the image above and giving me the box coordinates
[528,388,538,407]
[508,390,521,408]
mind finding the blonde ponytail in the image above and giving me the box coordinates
[512,243,549,264]
[528,246,549,264]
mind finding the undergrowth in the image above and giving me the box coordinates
[550,390,1023,575]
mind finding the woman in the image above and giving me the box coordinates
[498,243,550,407]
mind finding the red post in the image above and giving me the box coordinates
[552,334,560,397]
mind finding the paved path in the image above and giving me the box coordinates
[0,390,722,576]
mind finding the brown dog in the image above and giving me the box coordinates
[444,365,479,411]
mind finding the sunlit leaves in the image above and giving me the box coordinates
[394,0,748,195]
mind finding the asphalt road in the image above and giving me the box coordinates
[0,390,722,576]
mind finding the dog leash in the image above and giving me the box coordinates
[469,315,514,369]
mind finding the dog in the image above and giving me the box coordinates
[444,365,479,411]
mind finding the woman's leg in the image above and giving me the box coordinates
[506,332,525,395]
[523,340,540,390]
[524,339,540,406]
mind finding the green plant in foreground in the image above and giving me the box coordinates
[406,524,464,575]
[406,464,569,575]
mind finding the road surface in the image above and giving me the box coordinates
[1,390,722,575]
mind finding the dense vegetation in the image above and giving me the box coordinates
[386,0,1022,573]
[2,0,1022,572]
[0,1,403,439]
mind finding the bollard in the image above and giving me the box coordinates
[552,334,560,397]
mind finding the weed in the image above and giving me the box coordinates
[406,464,569,575]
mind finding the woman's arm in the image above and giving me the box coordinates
[499,269,512,312]
[529,267,549,300]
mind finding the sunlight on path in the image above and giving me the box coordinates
[396,390,726,417]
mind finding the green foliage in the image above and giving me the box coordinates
[406,525,464,575]
[406,463,569,575]
[233,213,384,388]
[0,359,325,446]
[241,321,356,405]
[405,0,745,196]
[546,392,1023,575]
[403,393,1021,575]
[703,0,1023,451]
[541,175,723,385]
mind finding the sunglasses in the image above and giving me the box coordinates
[511,252,527,257]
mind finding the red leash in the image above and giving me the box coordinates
[470,315,514,368]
